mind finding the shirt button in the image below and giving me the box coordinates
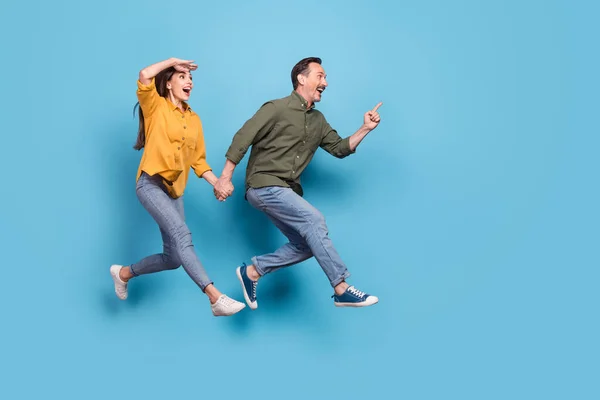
[182,137,185,140]
[181,116,184,119]
[177,146,181,150]
[297,156,299,158]
[183,126,187,129]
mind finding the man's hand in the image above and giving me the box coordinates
[363,102,382,130]
[214,176,234,202]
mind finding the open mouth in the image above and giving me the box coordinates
[182,87,191,95]
[317,87,325,94]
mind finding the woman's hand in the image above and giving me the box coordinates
[172,58,198,72]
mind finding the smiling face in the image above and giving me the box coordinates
[292,58,328,106]
[166,70,193,104]
[299,62,328,103]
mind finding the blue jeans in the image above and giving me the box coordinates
[130,172,213,290]
[246,186,350,288]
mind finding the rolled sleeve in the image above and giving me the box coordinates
[136,78,161,116]
[192,157,212,178]
[320,125,355,158]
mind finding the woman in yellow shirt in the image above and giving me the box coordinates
[109,57,245,317]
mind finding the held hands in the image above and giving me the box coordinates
[213,176,234,202]
[363,102,382,130]
[172,58,198,72]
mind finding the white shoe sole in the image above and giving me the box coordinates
[212,303,246,317]
[236,267,258,310]
[334,296,379,307]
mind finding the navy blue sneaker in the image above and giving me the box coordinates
[332,286,379,307]
[236,263,258,310]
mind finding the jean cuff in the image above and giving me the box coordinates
[330,271,351,288]
[251,256,266,277]
[200,281,214,292]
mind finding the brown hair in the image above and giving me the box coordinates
[133,67,177,150]
[291,57,322,90]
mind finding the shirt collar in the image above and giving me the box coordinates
[291,90,315,111]
[166,98,192,114]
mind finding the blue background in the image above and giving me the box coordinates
[1,0,598,398]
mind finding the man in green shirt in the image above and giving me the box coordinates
[214,57,382,309]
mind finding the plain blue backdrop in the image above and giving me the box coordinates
[1,0,598,398]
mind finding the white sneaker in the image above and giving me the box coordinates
[110,265,128,300]
[211,294,246,316]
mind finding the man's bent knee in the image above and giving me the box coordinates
[301,209,328,236]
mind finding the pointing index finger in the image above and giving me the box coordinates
[371,102,383,112]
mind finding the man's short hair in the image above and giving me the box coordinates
[291,57,322,90]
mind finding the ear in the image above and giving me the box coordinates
[298,75,305,86]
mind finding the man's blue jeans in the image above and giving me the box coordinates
[246,186,350,288]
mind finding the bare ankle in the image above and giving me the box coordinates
[204,284,222,304]
[247,265,260,281]
[119,267,133,282]
[334,281,349,296]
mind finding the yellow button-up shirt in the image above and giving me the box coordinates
[135,78,211,198]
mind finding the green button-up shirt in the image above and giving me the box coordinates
[225,91,355,196]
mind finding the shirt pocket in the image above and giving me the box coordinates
[185,135,197,150]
